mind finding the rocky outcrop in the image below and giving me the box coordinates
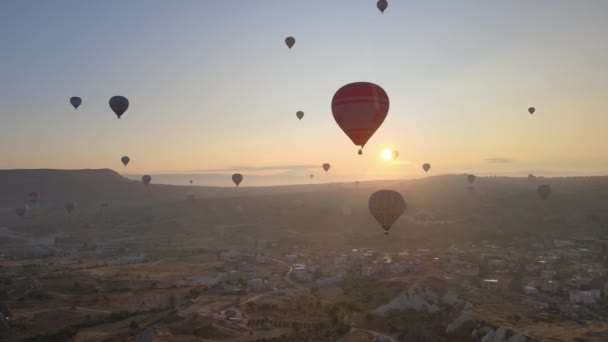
[445,311,475,334]
[372,280,470,316]
[474,326,526,342]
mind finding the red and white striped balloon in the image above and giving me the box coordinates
[331,82,389,154]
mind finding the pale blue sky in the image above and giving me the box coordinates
[1,1,607,183]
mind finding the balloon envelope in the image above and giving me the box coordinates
[64,200,75,214]
[422,163,431,172]
[323,163,330,172]
[70,97,82,109]
[377,0,388,13]
[296,111,304,120]
[232,173,243,187]
[121,156,130,166]
[109,96,129,118]
[537,185,551,200]
[142,175,151,185]
[332,82,389,153]
[15,203,28,217]
[285,36,295,49]
[369,190,406,234]
[528,107,535,115]
[467,174,476,184]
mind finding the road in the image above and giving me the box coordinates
[271,258,305,289]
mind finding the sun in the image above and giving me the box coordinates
[381,149,393,161]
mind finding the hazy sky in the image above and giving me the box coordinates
[1,0,607,184]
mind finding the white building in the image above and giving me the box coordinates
[481,279,502,291]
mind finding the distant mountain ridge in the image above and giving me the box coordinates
[3,168,608,208]
[0,169,185,205]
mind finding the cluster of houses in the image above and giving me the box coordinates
[443,237,608,319]
[286,248,427,288]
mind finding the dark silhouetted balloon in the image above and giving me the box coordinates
[377,0,388,13]
[423,163,431,173]
[369,190,406,234]
[189,180,193,184]
[537,185,551,200]
[332,82,389,155]
[528,107,535,115]
[70,97,82,109]
[109,96,129,118]
[142,175,151,185]
[310,174,314,179]
[121,156,130,166]
[323,163,330,172]
[467,174,476,185]
[285,36,295,49]
[64,200,75,214]
[232,173,243,187]
[296,111,304,120]
[29,192,40,204]
[15,203,28,217]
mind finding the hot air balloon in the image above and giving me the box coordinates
[422,163,431,173]
[310,174,314,179]
[189,180,193,184]
[109,96,129,119]
[537,185,551,200]
[377,0,388,13]
[121,156,130,166]
[323,163,330,172]
[15,203,28,217]
[392,150,399,161]
[28,192,40,204]
[467,174,476,185]
[64,200,75,214]
[142,175,151,185]
[528,107,535,115]
[70,97,82,110]
[232,173,243,187]
[285,36,295,49]
[368,190,406,234]
[332,82,389,155]
[296,111,304,120]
